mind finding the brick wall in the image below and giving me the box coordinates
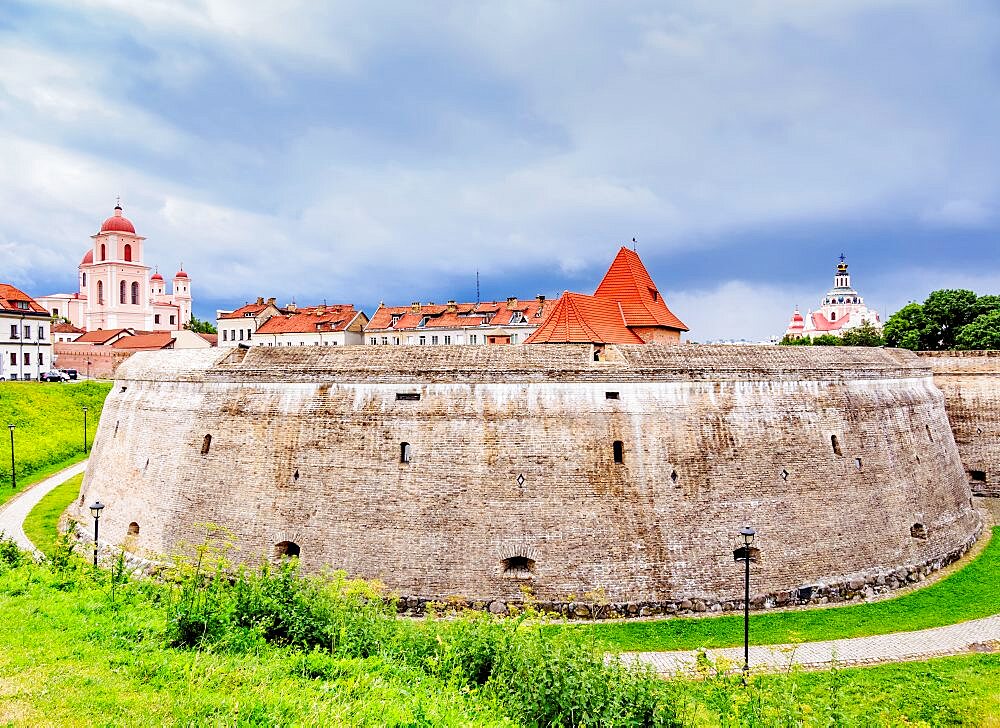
[73,344,982,614]
[921,351,1000,498]
[53,343,133,378]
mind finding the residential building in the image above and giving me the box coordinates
[365,296,552,346]
[784,256,881,340]
[254,305,368,347]
[35,203,192,333]
[0,283,52,380]
[52,322,85,343]
[525,247,688,345]
[216,297,282,347]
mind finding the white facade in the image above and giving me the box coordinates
[785,258,881,339]
[216,298,282,348]
[0,289,52,381]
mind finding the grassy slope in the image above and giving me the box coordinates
[22,473,82,556]
[0,381,110,507]
[562,527,1000,652]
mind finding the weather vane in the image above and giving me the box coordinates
[839,252,847,263]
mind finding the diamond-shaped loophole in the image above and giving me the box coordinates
[670,469,678,484]
[516,474,525,487]
[780,468,789,481]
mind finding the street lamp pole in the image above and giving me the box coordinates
[82,407,89,454]
[89,501,105,567]
[86,359,91,380]
[739,526,756,679]
[7,425,14,490]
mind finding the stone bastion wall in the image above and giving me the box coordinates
[921,351,1000,500]
[72,344,982,617]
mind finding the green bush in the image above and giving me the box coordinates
[0,533,23,570]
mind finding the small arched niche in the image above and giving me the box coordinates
[127,522,139,536]
[501,555,535,579]
[910,523,928,540]
[274,541,301,559]
[400,442,412,464]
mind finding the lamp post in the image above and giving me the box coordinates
[737,526,756,679]
[86,360,91,380]
[89,501,105,566]
[7,425,14,490]
[82,407,88,454]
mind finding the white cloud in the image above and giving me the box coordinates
[669,280,814,342]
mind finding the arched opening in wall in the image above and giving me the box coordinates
[501,555,535,579]
[274,541,300,559]
[124,244,132,262]
[82,272,87,287]
[128,522,139,535]
[400,442,411,464]
[120,280,127,304]
[910,523,928,540]
[830,434,843,456]
[201,434,212,455]
[97,280,104,305]
[131,281,139,305]
[855,457,862,470]
[100,243,106,261]
[613,440,624,464]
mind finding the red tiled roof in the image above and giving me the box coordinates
[52,322,85,334]
[810,311,851,331]
[367,298,551,332]
[256,306,363,335]
[525,292,645,344]
[0,284,48,314]
[593,247,688,331]
[219,303,271,320]
[81,249,93,265]
[74,328,132,344]
[100,206,136,234]
[198,333,219,346]
[111,332,174,350]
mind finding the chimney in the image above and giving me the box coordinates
[266,297,276,306]
[316,305,325,315]
[506,296,518,307]
[255,296,264,305]
[536,294,545,303]
[287,302,297,312]
[447,300,457,313]
[410,301,421,313]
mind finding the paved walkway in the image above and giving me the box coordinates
[0,460,87,558]
[623,613,1000,674]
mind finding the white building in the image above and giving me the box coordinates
[784,257,881,339]
[364,297,552,346]
[216,297,283,347]
[36,203,192,332]
[1,284,52,380]
[253,305,368,347]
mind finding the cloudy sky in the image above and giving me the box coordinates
[1,1,998,341]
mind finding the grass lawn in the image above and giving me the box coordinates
[560,526,1000,652]
[22,473,82,557]
[0,380,110,507]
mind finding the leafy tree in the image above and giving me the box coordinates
[955,309,1000,350]
[840,321,885,347]
[186,315,217,334]
[812,334,841,346]
[779,335,811,346]
[972,294,1000,320]
[883,303,932,350]
[922,289,979,349]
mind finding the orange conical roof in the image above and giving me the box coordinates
[593,247,688,330]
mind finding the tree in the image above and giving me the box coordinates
[811,334,841,346]
[922,289,979,349]
[779,335,812,346]
[955,309,1000,350]
[186,315,217,334]
[883,303,931,350]
[839,322,885,347]
[972,294,1000,320]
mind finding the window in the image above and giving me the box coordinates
[154,314,161,324]
[469,334,477,344]
[390,314,401,326]
[417,317,429,328]
[649,287,659,302]
[274,541,301,559]
[100,243,106,261]
[418,335,426,345]
[501,556,535,579]
[22,325,30,340]
[431,335,439,344]
[169,315,176,325]
[128,522,139,535]
[38,326,45,339]
[39,354,44,366]
[239,329,244,340]
[120,280,127,304]
[97,280,104,304]
[9,325,16,339]
[511,334,518,344]
[606,391,620,400]
[444,335,451,344]
[24,353,30,365]
[82,273,86,287]
[370,337,377,345]
[124,244,132,262]
[52,308,59,317]
[222,330,227,342]
[381,337,389,345]
[131,281,139,305]
[400,442,412,463]
[831,434,842,456]
[613,440,624,463]
[201,434,212,455]
[970,470,987,483]
[830,312,837,321]
[8,353,14,365]
[910,523,928,540]
[396,393,420,401]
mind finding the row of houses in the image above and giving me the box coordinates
[216,247,689,349]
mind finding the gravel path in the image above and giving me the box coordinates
[622,613,1000,674]
[0,460,88,558]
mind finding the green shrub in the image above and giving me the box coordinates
[0,533,24,570]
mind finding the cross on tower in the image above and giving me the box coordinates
[839,252,847,263]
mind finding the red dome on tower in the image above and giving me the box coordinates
[80,249,93,265]
[174,269,188,279]
[100,205,136,234]
[151,272,164,281]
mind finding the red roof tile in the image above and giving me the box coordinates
[218,303,272,320]
[74,328,132,344]
[367,299,551,332]
[594,247,688,330]
[0,283,48,315]
[111,332,174,350]
[256,306,364,335]
[52,322,85,334]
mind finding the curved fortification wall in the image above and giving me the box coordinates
[75,345,981,617]
[921,351,1000,499]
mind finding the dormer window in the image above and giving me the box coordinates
[649,287,659,302]
[417,316,429,328]
[509,312,526,324]
[390,314,402,326]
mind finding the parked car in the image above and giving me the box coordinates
[64,369,78,380]
[41,371,68,382]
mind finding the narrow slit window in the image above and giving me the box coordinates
[201,434,212,455]
[926,424,934,443]
[831,434,843,456]
[613,440,624,464]
[396,392,420,401]
[400,442,411,464]
[605,391,620,400]
[293,469,300,481]
[855,457,862,470]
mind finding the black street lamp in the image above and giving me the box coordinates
[7,424,14,490]
[82,407,89,454]
[89,501,105,566]
[86,360,91,380]
[734,526,757,678]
